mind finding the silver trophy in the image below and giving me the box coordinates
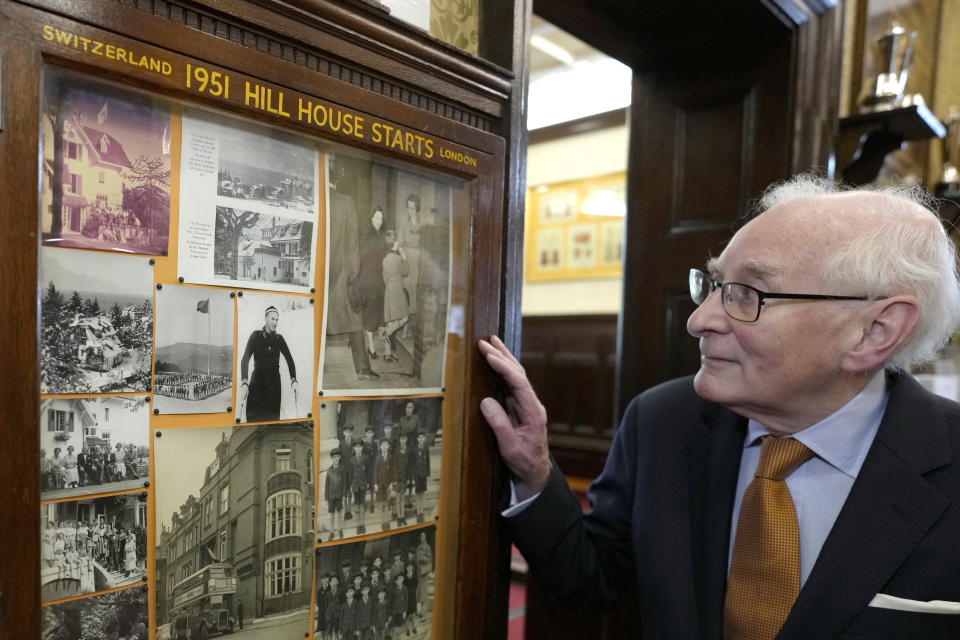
[858,24,917,111]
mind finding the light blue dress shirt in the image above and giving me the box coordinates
[729,371,889,586]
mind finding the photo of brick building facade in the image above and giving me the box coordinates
[155,421,314,638]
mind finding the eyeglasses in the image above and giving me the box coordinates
[689,268,872,323]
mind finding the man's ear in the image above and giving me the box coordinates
[842,296,920,373]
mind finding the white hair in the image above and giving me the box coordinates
[758,174,960,370]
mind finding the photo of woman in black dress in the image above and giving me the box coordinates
[238,305,299,422]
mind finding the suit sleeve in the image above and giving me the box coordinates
[506,398,640,611]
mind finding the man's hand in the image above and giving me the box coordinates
[478,336,551,500]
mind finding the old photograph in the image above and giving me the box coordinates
[317,398,442,542]
[41,584,148,640]
[236,291,314,423]
[315,525,436,640]
[154,422,314,640]
[40,247,153,394]
[215,208,315,289]
[178,110,319,294]
[40,396,149,500]
[41,492,147,604]
[41,68,171,256]
[155,285,234,414]
[217,124,316,215]
[318,153,453,396]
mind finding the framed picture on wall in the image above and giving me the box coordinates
[525,172,625,282]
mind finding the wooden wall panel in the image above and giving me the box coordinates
[520,314,618,479]
[671,91,754,233]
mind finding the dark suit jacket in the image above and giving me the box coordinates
[508,372,960,639]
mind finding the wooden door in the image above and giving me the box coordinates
[523,2,843,637]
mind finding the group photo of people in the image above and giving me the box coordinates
[315,526,435,640]
[40,396,150,500]
[41,443,146,491]
[318,398,443,541]
[153,372,232,401]
[319,153,454,395]
[40,494,148,603]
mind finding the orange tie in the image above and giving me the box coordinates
[723,436,814,640]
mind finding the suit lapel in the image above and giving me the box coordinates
[777,373,951,640]
[689,406,745,640]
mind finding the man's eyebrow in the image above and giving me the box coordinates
[705,257,780,281]
[741,259,780,279]
[705,257,721,279]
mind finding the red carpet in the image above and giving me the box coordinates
[507,580,527,640]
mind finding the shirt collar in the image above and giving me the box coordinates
[745,370,888,478]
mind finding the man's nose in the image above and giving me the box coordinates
[687,288,728,337]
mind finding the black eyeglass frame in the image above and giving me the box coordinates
[688,268,872,323]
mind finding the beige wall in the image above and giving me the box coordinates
[523,124,628,316]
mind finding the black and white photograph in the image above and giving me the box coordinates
[41,68,171,256]
[215,208,315,288]
[40,247,154,394]
[314,525,436,640]
[40,492,147,604]
[318,153,453,396]
[236,291,314,423]
[41,584,148,640]
[154,422,314,640]
[154,285,234,414]
[217,125,316,216]
[178,110,319,294]
[40,396,150,500]
[317,398,442,542]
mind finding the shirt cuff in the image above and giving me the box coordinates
[501,479,542,518]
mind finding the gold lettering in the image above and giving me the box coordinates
[105,44,116,59]
[371,122,383,144]
[55,29,75,47]
[276,91,290,117]
[78,36,91,52]
[244,81,259,109]
[381,124,395,144]
[298,98,312,125]
[390,129,404,149]
[42,25,54,41]
[314,104,328,127]
[353,115,364,139]
[404,132,415,154]
[91,41,103,56]
[115,47,127,63]
[424,139,434,159]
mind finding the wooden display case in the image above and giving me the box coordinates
[0,1,525,638]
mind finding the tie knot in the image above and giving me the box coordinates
[755,436,813,480]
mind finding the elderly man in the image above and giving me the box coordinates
[480,176,960,639]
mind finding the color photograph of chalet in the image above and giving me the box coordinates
[40,247,154,394]
[41,68,171,255]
